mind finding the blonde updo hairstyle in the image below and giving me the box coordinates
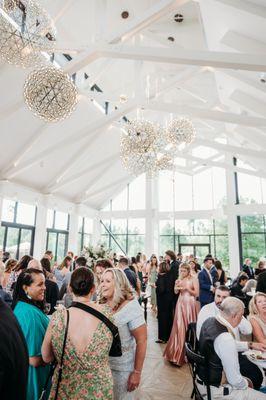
[249,292,266,316]
[99,268,134,309]
[179,262,191,279]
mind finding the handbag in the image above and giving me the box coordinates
[39,310,69,400]
[71,302,122,357]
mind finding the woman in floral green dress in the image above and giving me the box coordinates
[42,267,113,400]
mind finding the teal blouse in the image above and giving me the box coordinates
[14,301,50,400]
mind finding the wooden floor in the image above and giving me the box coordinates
[134,310,193,399]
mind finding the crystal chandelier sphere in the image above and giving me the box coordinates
[166,117,196,146]
[120,119,171,177]
[0,0,56,68]
[24,66,78,122]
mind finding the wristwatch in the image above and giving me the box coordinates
[248,342,253,349]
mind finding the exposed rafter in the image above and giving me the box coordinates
[230,89,266,117]
[46,153,120,193]
[220,30,266,54]
[147,102,266,126]
[64,0,188,75]
[215,0,266,20]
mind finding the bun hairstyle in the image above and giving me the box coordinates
[70,267,94,296]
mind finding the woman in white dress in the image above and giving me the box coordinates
[100,268,147,400]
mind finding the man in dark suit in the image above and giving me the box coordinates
[256,269,266,293]
[165,250,180,321]
[198,256,215,307]
[242,258,255,279]
[0,298,28,399]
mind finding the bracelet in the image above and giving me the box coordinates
[133,369,141,374]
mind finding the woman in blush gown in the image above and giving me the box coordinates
[164,262,199,366]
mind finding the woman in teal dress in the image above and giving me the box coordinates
[13,268,50,400]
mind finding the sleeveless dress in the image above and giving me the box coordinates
[14,301,50,400]
[164,279,199,365]
[248,315,266,339]
[49,305,113,400]
[149,268,157,306]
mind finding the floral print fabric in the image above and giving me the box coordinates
[49,306,113,400]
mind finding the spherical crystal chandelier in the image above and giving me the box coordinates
[0,0,56,68]
[166,117,196,146]
[120,119,172,177]
[24,66,78,122]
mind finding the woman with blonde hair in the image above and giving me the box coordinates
[164,262,199,366]
[2,258,17,289]
[249,292,266,343]
[100,268,147,400]
[54,256,72,289]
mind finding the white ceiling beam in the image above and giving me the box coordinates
[46,152,120,193]
[195,137,266,160]
[4,100,138,179]
[1,123,47,177]
[215,0,266,20]
[147,101,266,126]
[234,128,266,148]
[175,152,266,178]
[220,70,266,94]
[230,89,266,117]
[82,176,130,204]
[42,130,101,193]
[220,30,266,54]
[63,0,187,75]
[99,45,266,72]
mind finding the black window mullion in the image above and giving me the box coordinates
[17,228,22,259]
[3,226,7,251]
[55,233,59,261]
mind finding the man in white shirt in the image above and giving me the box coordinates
[197,285,265,390]
[198,297,266,399]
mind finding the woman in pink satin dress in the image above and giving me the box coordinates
[164,262,199,366]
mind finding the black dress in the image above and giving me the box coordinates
[0,299,28,400]
[45,279,59,314]
[156,272,174,342]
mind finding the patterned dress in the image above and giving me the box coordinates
[49,305,113,400]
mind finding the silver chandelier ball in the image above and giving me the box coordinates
[166,118,196,146]
[24,66,78,122]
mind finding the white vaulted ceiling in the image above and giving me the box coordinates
[1,0,266,210]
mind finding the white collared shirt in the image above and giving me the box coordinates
[196,302,252,352]
[214,316,248,390]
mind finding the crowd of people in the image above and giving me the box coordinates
[1,249,266,399]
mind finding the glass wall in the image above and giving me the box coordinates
[159,167,226,212]
[102,174,146,212]
[240,215,266,265]
[46,209,69,261]
[159,218,229,268]
[78,216,93,251]
[238,173,266,205]
[1,199,36,259]
[100,218,145,256]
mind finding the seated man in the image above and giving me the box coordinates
[197,285,264,390]
[198,297,266,399]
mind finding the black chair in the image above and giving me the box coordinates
[186,322,198,352]
[185,342,212,400]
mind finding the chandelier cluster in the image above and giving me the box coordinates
[0,0,78,122]
[120,118,196,177]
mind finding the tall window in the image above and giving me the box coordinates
[46,209,69,262]
[0,199,36,259]
[238,173,266,204]
[240,215,266,264]
[102,174,146,212]
[159,168,226,211]
[159,218,229,269]
[78,217,93,252]
[100,218,145,256]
